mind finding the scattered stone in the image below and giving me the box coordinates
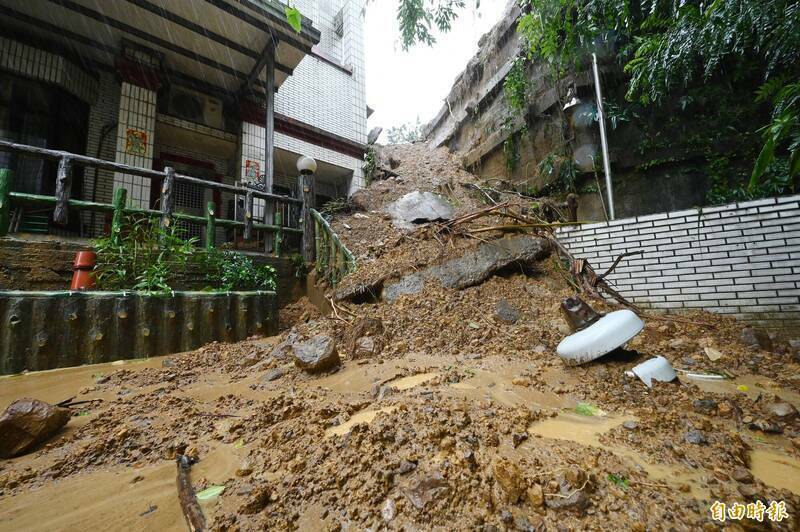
[544,478,589,512]
[668,338,688,349]
[494,299,520,324]
[623,420,638,430]
[262,368,284,382]
[748,420,782,434]
[684,430,707,445]
[385,191,455,230]
[236,459,254,477]
[737,484,759,499]
[511,376,530,387]
[704,347,723,361]
[731,467,753,484]
[512,432,528,447]
[239,485,271,515]
[292,335,341,373]
[402,470,448,509]
[526,484,544,507]
[764,401,797,421]
[740,327,773,351]
[381,498,397,522]
[492,457,524,503]
[692,399,718,414]
[0,398,70,458]
[396,460,417,475]
[343,317,385,359]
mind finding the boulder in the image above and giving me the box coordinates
[350,189,373,212]
[0,398,71,458]
[292,335,341,373]
[382,274,425,304]
[385,191,454,230]
[382,235,550,302]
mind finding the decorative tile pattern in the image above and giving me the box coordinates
[113,82,156,208]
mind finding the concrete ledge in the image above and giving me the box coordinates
[0,290,278,374]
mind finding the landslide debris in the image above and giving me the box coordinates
[1,143,799,531]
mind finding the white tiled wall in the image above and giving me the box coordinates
[556,195,800,339]
[0,37,98,103]
[275,0,367,147]
[112,82,156,208]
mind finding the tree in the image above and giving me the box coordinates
[512,0,800,192]
[386,118,425,144]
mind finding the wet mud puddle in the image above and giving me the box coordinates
[529,412,710,499]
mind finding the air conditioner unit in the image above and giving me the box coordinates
[166,86,224,130]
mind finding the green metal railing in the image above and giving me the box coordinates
[0,140,304,256]
[310,208,355,285]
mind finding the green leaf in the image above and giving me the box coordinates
[196,485,226,501]
[574,402,600,416]
[285,6,302,33]
[749,136,775,191]
[607,473,629,489]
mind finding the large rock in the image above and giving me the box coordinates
[382,235,550,303]
[385,191,454,230]
[0,398,71,458]
[292,335,341,373]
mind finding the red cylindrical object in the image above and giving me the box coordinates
[70,250,97,290]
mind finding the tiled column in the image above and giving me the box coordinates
[241,120,267,220]
[113,82,156,208]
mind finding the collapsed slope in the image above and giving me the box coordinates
[0,143,799,531]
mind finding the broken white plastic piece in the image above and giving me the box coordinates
[626,356,677,388]
[556,309,645,365]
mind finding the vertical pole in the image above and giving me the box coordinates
[53,156,73,225]
[243,190,254,240]
[264,41,276,252]
[273,210,282,257]
[160,166,175,230]
[299,172,316,263]
[592,53,615,220]
[111,187,127,246]
[205,201,216,251]
[0,169,11,237]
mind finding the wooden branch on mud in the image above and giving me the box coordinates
[177,455,207,532]
[598,250,643,280]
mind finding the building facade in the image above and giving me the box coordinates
[0,0,367,241]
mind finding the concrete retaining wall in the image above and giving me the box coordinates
[556,195,800,340]
[0,290,278,374]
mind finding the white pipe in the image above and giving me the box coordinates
[592,53,615,220]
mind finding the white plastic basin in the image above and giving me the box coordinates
[556,309,645,365]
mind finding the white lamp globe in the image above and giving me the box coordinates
[297,155,317,174]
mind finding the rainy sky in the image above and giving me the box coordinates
[363,1,506,139]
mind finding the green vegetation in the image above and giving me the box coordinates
[386,118,425,144]
[93,216,196,293]
[203,249,277,292]
[94,216,277,293]
[511,0,799,196]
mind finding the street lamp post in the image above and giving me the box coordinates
[297,155,317,263]
[592,52,615,220]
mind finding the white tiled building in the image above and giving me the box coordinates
[0,0,367,241]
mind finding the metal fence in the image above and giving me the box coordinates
[0,139,303,256]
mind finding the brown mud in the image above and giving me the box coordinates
[1,144,799,530]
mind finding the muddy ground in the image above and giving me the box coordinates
[1,144,799,531]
